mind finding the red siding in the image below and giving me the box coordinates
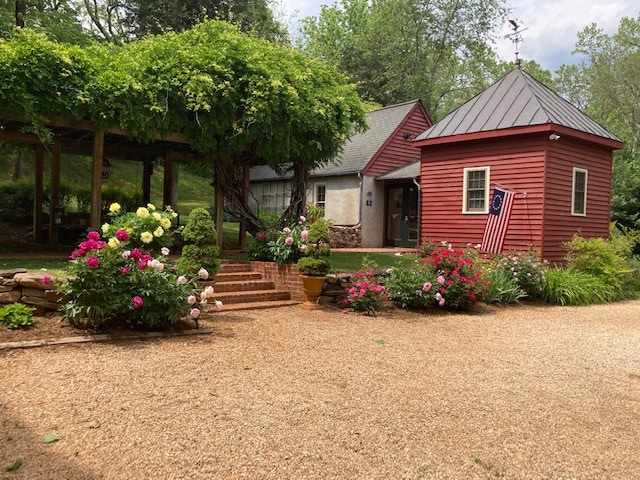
[542,137,612,262]
[363,103,431,176]
[420,135,546,253]
[419,132,615,263]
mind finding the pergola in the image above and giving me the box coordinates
[0,111,237,249]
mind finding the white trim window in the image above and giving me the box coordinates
[314,183,326,209]
[572,167,588,216]
[462,167,490,214]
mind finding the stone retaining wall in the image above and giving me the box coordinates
[0,269,66,314]
[329,225,362,248]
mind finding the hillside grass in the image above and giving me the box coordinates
[0,152,213,215]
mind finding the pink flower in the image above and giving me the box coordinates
[190,308,200,319]
[300,245,307,252]
[435,292,445,307]
[115,229,130,241]
[122,250,131,260]
[437,275,445,285]
[138,259,149,270]
[285,236,294,246]
[41,275,52,285]
[283,227,291,234]
[130,248,143,260]
[341,309,350,314]
[161,247,170,256]
[198,268,209,280]
[301,230,309,239]
[86,256,100,268]
[299,215,306,222]
[188,295,197,305]
[177,275,187,285]
[87,231,100,241]
[121,267,130,275]
[132,296,143,308]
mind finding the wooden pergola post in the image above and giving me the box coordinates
[90,129,104,229]
[48,140,61,247]
[238,163,250,248]
[213,172,224,251]
[142,157,153,205]
[33,145,44,243]
[163,152,178,210]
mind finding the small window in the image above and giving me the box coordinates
[463,167,490,214]
[315,184,326,209]
[572,168,587,216]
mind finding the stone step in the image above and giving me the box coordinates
[219,263,253,273]
[214,289,291,305]
[212,280,275,293]
[218,299,300,312]
[211,272,263,283]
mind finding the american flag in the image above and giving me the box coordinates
[480,187,515,254]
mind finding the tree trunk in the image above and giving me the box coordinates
[15,0,26,27]
[276,159,309,229]
[12,150,24,181]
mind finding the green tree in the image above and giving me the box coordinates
[299,0,508,120]
[76,0,286,43]
[563,16,640,227]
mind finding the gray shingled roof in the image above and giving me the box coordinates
[251,100,420,182]
[376,160,420,180]
[414,68,621,143]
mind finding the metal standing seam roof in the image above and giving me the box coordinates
[250,100,422,182]
[414,68,622,143]
[375,160,420,181]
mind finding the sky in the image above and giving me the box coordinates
[277,0,638,72]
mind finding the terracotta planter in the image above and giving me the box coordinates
[300,275,326,308]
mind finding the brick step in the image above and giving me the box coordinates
[212,280,275,293]
[219,263,253,273]
[218,299,300,312]
[214,289,291,305]
[210,272,263,283]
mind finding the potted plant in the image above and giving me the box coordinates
[297,218,331,307]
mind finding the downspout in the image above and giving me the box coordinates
[358,172,363,226]
[413,176,421,248]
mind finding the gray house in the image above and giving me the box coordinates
[249,100,431,247]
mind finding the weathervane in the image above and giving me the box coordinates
[505,19,528,69]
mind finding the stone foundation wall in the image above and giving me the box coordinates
[329,225,362,248]
[0,269,66,314]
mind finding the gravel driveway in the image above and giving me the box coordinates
[1,301,639,479]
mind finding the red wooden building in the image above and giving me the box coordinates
[413,68,624,262]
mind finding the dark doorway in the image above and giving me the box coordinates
[385,183,418,247]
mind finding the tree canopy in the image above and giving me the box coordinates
[0,20,367,231]
[298,0,508,121]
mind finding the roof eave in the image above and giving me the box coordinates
[413,123,624,150]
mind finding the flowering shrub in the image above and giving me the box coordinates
[341,271,387,313]
[60,204,217,329]
[267,217,310,265]
[101,202,178,256]
[493,251,548,298]
[387,247,486,310]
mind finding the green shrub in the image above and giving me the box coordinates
[485,269,527,303]
[0,303,36,329]
[386,268,433,309]
[177,208,220,277]
[493,251,548,298]
[297,218,331,276]
[0,181,34,222]
[564,235,633,295]
[541,268,618,306]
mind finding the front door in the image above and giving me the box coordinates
[385,184,418,247]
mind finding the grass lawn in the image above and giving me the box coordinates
[329,251,419,272]
[0,251,419,276]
